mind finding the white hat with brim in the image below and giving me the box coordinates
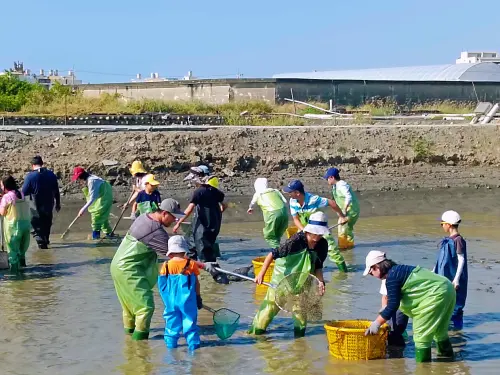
[303,211,330,236]
[363,250,387,276]
[167,235,189,256]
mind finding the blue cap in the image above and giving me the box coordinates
[283,179,305,193]
[323,167,340,180]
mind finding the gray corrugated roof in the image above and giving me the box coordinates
[273,62,500,82]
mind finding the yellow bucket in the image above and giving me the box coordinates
[285,226,298,239]
[252,256,275,284]
[324,320,388,360]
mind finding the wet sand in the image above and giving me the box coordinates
[0,195,500,375]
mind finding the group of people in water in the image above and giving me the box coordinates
[0,157,468,363]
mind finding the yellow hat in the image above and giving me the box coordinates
[206,176,219,189]
[129,160,147,175]
[143,174,160,186]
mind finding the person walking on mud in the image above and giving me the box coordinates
[122,160,148,219]
[22,156,61,249]
[0,176,31,273]
[72,167,114,240]
[173,175,228,284]
[323,167,360,249]
[283,179,348,272]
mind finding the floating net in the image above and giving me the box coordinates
[274,272,323,318]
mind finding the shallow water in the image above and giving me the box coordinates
[1,208,500,375]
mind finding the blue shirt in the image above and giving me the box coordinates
[22,167,60,214]
[380,264,415,320]
[136,190,162,205]
[289,192,329,217]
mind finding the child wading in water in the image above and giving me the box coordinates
[435,210,468,330]
[158,235,203,351]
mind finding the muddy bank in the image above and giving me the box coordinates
[1,125,500,203]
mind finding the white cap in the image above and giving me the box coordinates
[363,250,387,276]
[441,210,461,225]
[167,235,189,256]
[303,212,330,236]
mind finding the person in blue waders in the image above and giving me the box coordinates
[435,210,468,330]
[158,235,204,351]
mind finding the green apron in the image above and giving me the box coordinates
[3,195,31,271]
[110,233,158,339]
[82,180,113,233]
[249,249,312,337]
[399,266,455,349]
[297,212,345,268]
[332,183,360,249]
[136,201,159,215]
[258,189,288,249]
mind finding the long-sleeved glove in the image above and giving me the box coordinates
[196,295,203,310]
[365,320,381,336]
[337,261,348,273]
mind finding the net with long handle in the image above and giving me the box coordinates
[274,272,323,318]
[204,305,240,340]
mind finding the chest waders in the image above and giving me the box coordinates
[3,197,31,273]
[110,233,158,340]
[258,190,288,249]
[249,249,312,337]
[158,259,200,350]
[83,181,113,234]
[297,212,346,271]
[136,201,159,216]
[332,184,360,249]
[399,266,455,362]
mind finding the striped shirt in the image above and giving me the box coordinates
[289,192,329,217]
[380,265,415,321]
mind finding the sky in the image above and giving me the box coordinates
[1,0,498,83]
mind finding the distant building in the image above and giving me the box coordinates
[0,62,81,88]
[456,51,500,64]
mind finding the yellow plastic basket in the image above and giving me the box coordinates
[285,226,298,239]
[324,320,388,360]
[252,256,275,284]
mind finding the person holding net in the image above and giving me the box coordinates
[249,211,329,338]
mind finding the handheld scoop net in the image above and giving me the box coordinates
[203,305,240,340]
[273,272,323,317]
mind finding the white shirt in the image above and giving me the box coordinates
[379,279,387,296]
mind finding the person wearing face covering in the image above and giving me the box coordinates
[247,178,288,250]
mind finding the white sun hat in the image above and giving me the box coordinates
[303,212,330,236]
[441,210,461,225]
[363,250,387,276]
[167,235,189,256]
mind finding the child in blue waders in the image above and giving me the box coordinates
[158,236,203,351]
[435,210,468,330]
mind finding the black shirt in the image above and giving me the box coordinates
[271,231,328,270]
[191,185,225,232]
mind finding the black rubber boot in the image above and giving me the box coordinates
[437,339,454,358]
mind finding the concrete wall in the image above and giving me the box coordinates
[78,79,276,104]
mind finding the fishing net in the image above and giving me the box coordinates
[212,307,240,340]
[274,272,323,318]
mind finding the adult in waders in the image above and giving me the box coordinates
[435,210,468,330]
[249,212,329,337]
[364,250,455,362]
[173,176,228,284]
[0,176,31,274]
[122,160,148,218]
[131,174,162,217]
[110,198,184,340]
[72,167,114,240]
[323,168,360,249]
[283,179,348,272]
[247,178,288,250]
[22,155,61,249]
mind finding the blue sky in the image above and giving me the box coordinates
[1,0,497,83]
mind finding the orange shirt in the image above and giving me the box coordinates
[160,258,200,276]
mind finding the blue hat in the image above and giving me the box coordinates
[283,179,305,193]
[323,167,340,180]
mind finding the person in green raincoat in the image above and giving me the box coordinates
[72,167,114,240]
[131,174,162,217]
[0,176,31,274]
[323,168,360,249]
[249,211,330,337]
[363,250,455,362]
[110,198,184,340]
[247,177,288,250]
[283,179,348,272]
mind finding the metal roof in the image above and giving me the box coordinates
[273,62,500,82]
